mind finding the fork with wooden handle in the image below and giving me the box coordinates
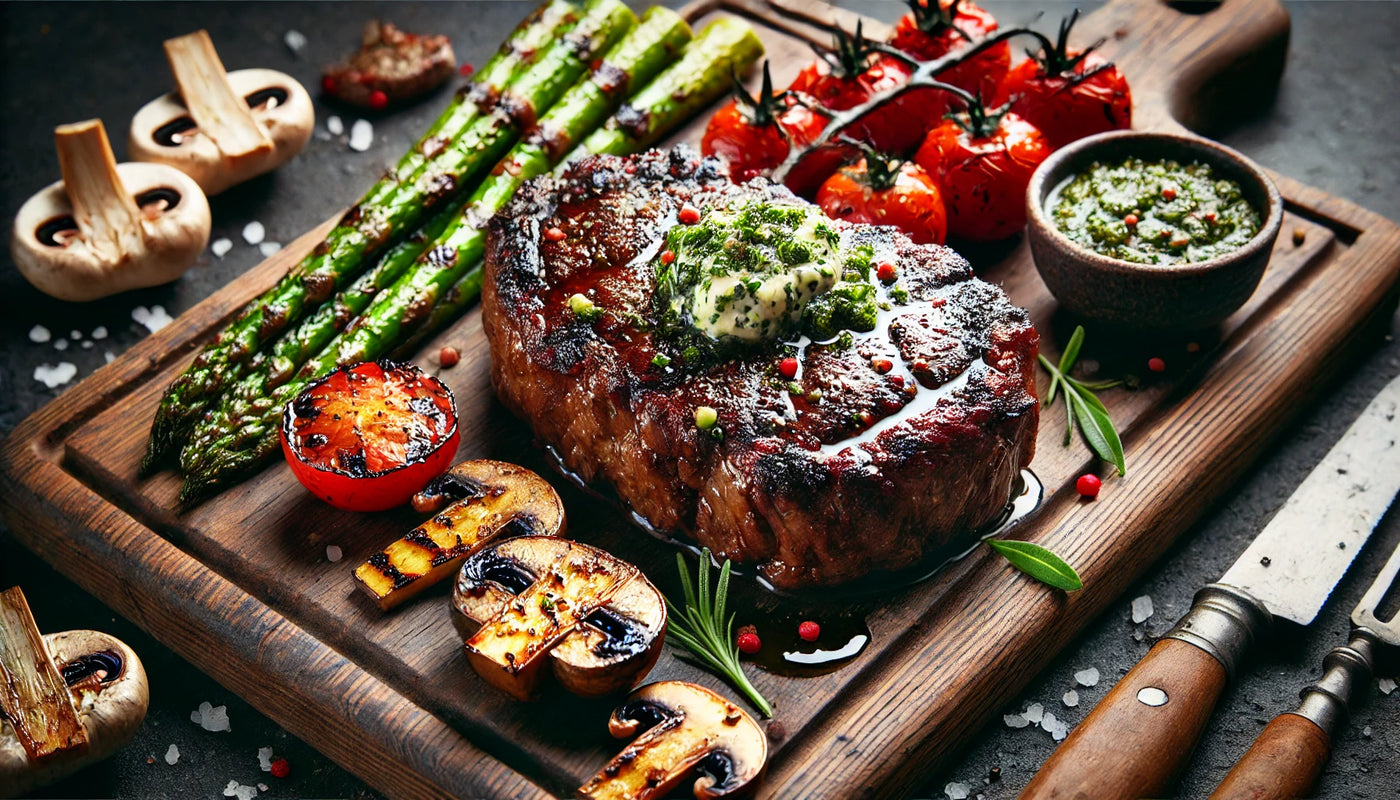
[1208,537,1400,800]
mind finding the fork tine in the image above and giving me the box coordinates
[1351,528,1400,646]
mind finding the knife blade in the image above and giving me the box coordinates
[1020,373,1400,800]
[1209,528,1400,800]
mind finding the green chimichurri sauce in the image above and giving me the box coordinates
[1050,158,1261,265]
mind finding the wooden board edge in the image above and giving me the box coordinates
[0,446,553,800]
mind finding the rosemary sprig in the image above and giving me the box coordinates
[665,549,773,718]
[1038,325,1127,476]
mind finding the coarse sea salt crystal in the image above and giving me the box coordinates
[1379,677,1396,695]
[259,242,282,258]
[53,339,69,351]
[165,744,180,765]
[1063,690,1079,707]
[327,115,344,136]
[326,545,343,563]
[28,324,51,343]
[211,237,233,258]
[944,782,970,799]
[1131,595,1154,624]
[92,326,108,339]
[133,305,174,333]
[349,119,374,152]
[258,746,274,771]
[1003,713,1030,729]
[70,329,82,339]
[284,30,307,54]
[1075,667,1100,687]
[1023,702,1044,724]
[34,362,77,388]
[223,780,258,800]
[191,701,231,732]
[1043,712,1069,741]
[82,340,93,349]
[243,221,266,245]
[105,352,116,364]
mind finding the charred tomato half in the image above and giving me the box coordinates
[281,360,459,512]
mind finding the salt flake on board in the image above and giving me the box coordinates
[1063,690,1079,708]
[944,782,970,800]
[92,326,108,339]
[222,780,258,800]
[1075,667,1101,687]
[165,744,180,765]
[1379,677,1396,695]
[211,237,233,258]
[132,305,173,333]
[258,242,282,258]
[53,338,69,351]
[258,746,274,771]
[191,701,231,732]
[28,324,51,343]
[284,30,307,55]
[1003,713,1030,729]
[327,115,344,136]
[1023,702,1044,724]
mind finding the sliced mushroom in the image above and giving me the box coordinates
[353,460,566,611]
[578,681,768,800]
[129,30,314,195]
[452,537,667,700]
[11,119,210,302]
[1,588,148,797]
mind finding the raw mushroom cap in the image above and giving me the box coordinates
[129,68,314,195]
[0,630,149,796]
[11,162,210,302]
[579,681,768,800]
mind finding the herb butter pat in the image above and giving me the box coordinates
[656,200,883,345]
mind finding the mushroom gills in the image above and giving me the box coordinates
[579,681,768,800]
[453,537,667,699]
[1,589,149,797]
[353,460,565,610]
[10,119,211,301]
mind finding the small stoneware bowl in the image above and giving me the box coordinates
[1025,131,1283,332]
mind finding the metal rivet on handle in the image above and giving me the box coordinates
[1137,687,1169,707]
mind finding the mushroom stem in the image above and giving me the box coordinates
[163,30,272,160]
[53,120,143,265]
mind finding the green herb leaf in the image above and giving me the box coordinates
[665,549,773,717]
[1058,325,1086,374]
[1067,381,1127,476]
[987,539,1084,591]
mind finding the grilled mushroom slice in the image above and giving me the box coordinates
[129,30,314,195]
[578,681,768,800]
[11,119,210,302]
[1,588,148,796]
[452,537,666,700]
[354,460,566,610]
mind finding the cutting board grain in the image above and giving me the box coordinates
[5,1,1400,798]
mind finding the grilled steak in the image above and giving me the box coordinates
[483,147,1039,588]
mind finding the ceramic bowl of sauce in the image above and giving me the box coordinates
[1025,131,1282,332]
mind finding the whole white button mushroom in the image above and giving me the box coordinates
[129,30,314,195]
[10,119,211,302]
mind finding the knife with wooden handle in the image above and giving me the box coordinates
[1210,536,1400,800]
[1020,374,1400,800]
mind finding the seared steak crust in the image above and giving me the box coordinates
[484,147,1039,588]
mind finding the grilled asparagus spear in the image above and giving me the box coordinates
[179,8,690,472]
[180,17,762,503]
[141,0,613,472]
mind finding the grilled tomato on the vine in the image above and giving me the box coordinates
[281,360,459,512]
[996,11,1131,149]
[915,100,1051,241]
[702,63,827,183]
[889,0,1010,102]
[817,153,947,245]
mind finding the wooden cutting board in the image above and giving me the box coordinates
[4,1,1399,797]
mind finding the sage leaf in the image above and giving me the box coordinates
[1058,325,1086,374]
[987,539,1084,591]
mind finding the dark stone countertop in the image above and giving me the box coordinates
[2,2,1396,798]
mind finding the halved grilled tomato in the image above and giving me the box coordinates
[281,360,459,512]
